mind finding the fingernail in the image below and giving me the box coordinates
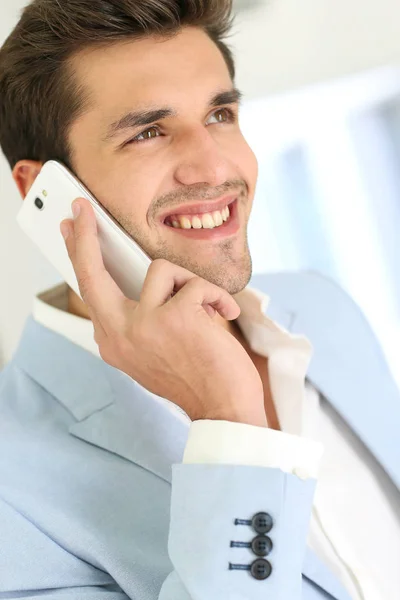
[60,222,70,240]
[72,200,81,219]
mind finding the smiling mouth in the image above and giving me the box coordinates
[161,198,240,240]
[164,199,235,230]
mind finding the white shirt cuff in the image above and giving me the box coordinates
[182,419,324,480]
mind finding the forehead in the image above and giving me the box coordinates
[69,27,232,117]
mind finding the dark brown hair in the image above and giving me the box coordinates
[0,0,236,172]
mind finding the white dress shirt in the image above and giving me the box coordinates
[33,282,400,600]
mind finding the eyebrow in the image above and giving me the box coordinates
[102,87,243,143]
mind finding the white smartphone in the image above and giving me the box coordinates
[16,160,152,302]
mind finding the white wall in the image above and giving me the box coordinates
[0,1,53,366]
[237,66,400,388]
[2,0,400,365]
[232,0,400,98]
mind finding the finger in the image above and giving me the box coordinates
[170,276,241,321]
[140,258,240,319]
[61,198,128,331]
[139,258,199,308]
[60,218,107,338]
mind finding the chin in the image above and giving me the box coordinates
[155,247,253,295]
[205,255,252,294]
[215,264,252,295]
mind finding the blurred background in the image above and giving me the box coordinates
[1,0,399,388]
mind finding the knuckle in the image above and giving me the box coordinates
[148,258,169,273]
[73,226,85,242]
[186,277,205,292]
[99,334,127,366]
[77,269,93,296]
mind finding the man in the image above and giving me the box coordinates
[0,1,399,599]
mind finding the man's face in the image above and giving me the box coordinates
[68,26,258,294]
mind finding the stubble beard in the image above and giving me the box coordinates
[144,233,253,295]
[114,203,253,295]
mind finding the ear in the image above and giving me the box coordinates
[12,160,43,199]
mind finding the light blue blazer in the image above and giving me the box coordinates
[0,271,399,600]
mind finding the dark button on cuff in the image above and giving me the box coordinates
[252,512,273,534]
[250,558,272,580]
[251,535,273,557]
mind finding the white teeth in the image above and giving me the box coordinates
[191,216,202,229]
[212,210,223,226]
[179,216,192,229]
[201,213,215,229]
[168,204,232,229]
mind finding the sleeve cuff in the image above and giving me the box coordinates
[182,419,324,479]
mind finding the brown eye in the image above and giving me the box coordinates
[127,126,161,145]
[140,127,159,140]
[207,107,236,125]
[215,109,229,122]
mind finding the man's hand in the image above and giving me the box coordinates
[60,198,267,428]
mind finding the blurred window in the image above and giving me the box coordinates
[241,66,400,388]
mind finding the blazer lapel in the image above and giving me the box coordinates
[12,315,190,484]
[69,367,191,484]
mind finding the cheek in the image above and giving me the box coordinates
[90,169,153,234]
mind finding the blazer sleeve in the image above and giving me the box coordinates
[158,460,318,600]
[1,461,317,600]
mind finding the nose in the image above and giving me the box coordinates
[174,126,233,189]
